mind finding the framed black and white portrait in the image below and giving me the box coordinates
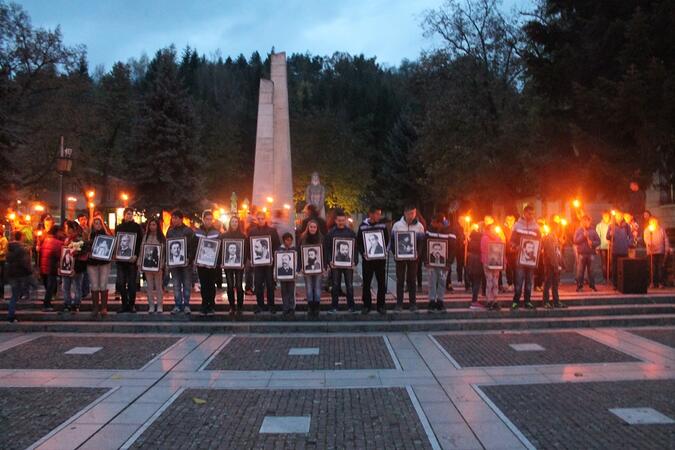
[91,235,115,262]
[58,248,74,276]
[301,245,323,275]
[517,237,540,268]
[141,244,162,272]
[166,237,188,268]
[250,235,273,266]
[486,242,505,270]
[426,239,448,268]
[222,239,244,269]
[196,237,219,268]
[332,238,355,268]
[394,231,417,260]
[274,250,296,281]
[362,229,386,261]
[114,232,137,261]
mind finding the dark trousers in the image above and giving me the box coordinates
[225,269,244,308]
[254,266,274,308]
[611,253,627,288]
[598,249,609,281]
[543,266,560,304]
[576,254,595,288]
[81,270,90,298]
[362,260,386,309]
[42,274,57,305]
[281,281,295,311]
[0,262,5,299]
[469,271,482,303]
[245,266,254,291]
[197,267,218,311]
[505,252,516,286]
[649,253,665,287]
[396,260,418,305]
[457,253,465,284]
[513,267,534,304]
[116,262,138,310]
[331,268,354,309]
[416,261,423,287]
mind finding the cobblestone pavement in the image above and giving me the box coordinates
[0,327,672,449]
[481,380,675,449]
[433,331,640,367]
[0,335,179,369]
[129,388,432,450]
[0,387,107,450]
[627,328,675,348]
[205,336,396,370]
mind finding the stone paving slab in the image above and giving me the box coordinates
[480,380,675,449]
[0,387,108,450]
[205,336,396,370]
[627,328,675,348]
[433,331,640,367]
[0,336,180,370]
[127,388,434,450]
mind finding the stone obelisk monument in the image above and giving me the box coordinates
[251,52,294,227]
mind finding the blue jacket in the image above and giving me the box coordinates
[573,226,600,255]
[606,223,632,255]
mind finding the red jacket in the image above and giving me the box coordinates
[40,235,63,276]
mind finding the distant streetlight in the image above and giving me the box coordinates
[121,192,129,207]
[55,136,73,224]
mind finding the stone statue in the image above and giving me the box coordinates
[230,192,238,213]
[305,172,326,218]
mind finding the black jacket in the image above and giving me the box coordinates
[115,220,144,261]
[246,223,281,264]
[356,217,390,258]
[324,226,358,268]
[6,242,32,279]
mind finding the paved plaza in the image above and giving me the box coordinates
[0,327,673,449]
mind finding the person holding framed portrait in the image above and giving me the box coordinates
[510,204,541,310]
[480,223,505,310]
[222,216,247,317]
[139,217,165,313]
[390,205,425,312]
[115,207,143,313]
[195,210,222,316]
[277,233,297,315]
[299,219,324,317]
[166,210,196,314]
[85,215,113,318]
[356,206,389,315]
[425,213,455,312]
[61,221,87,313]
[247,210,281,314]
[324,209,358,314]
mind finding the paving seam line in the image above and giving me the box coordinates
[427,334,463,369]
[472,384,536,450]
[196,335,235,371]
[574,329,653,363]
[26,386,120,450]
[74,334,209,449]
[138,336,189,371]
[383,335,403,371]
[405,385,442,450]
[594,327,675,359]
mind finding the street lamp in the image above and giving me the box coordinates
[56,136,73,224]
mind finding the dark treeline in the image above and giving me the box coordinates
[1,0,673,216]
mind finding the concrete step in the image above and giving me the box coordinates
[2,313,674,333]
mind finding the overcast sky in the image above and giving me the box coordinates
[17,0,533,70]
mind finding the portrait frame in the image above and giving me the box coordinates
[221,239,245,269]
[426,238,448,268]
[58,247,75,276]
[394,231,417,261]
[114,232,137,261]
[362,229,386,261]
[517,237,540,268]
[301,244,323,275]
[140,244,162,273]
[250,235,273,267]
[332,237,356,268]
[195,237,220,268]
[486,242,505,270]
[274,250,297,281]
[90,234,115,262]
[166,237,188,268]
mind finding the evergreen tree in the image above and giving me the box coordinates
[130,47,204,213]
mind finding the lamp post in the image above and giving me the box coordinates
[55,136,73,225]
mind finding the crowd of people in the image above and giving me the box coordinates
[1,195,671,323]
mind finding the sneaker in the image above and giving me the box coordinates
[377,307,386,315]
[349,307,358,314]
[590,286,597,292]
[524,302,536,309]
[361,308,371,315]
[254,307,263,314]
[171,307,181,315]
[328,308,337,315]
[62,306,71,313]
[576,287,583,292]
[542,302,553,309]
[409,304,418,312]
[511,302,520,310]
[72,307,79,313]
[554,302,568,309]
[43,304,54,312]
[129,307,137,313]
[184,306,191,315]
[156,307,163,314]
[469,303,485,310]
[437,303,447,312]
[7,317,17,323]
[491,302,501,311]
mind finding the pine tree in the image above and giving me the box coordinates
[130,47,204,213]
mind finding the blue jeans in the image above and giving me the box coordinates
[304,275,322,304]
[63,272,84,307]
[170,267,192,309]
[8,276,30,320]
[513,267,534,303]
[576,254,595,288]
